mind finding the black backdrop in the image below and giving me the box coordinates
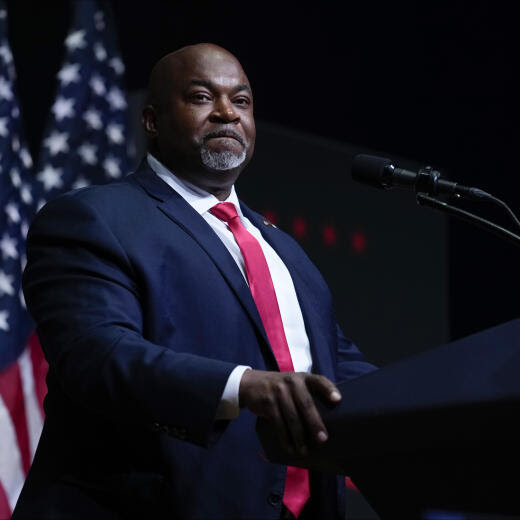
[7,0,518,344]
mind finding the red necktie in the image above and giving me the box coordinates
[210,202,310,518]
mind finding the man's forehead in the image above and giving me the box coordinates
[186,77,251,93]
[148,44,251,103]
[174,50,250,89]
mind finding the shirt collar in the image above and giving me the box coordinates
[146,152,243,217]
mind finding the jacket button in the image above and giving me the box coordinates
[160,425,170,434]
[151,422,161,432]
[268,492,281,506]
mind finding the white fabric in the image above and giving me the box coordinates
[147,153,312,419]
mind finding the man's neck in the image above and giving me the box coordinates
[148,150,234,201]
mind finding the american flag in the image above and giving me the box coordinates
[0,1,131,516]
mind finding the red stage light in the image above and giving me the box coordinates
[262,210,278,225]
[292,217,308,239]
[351,231,366,253]
[322,225,337,246]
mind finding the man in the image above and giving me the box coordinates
[14,44,375,519]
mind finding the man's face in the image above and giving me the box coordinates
[144,46,256,197]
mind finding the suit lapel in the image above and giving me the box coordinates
[241,203,337,380]
[132,163,272,356]
[131,162,333,376]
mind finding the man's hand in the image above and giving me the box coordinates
[239,370,341,455]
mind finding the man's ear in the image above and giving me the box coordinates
[142,105,158,136]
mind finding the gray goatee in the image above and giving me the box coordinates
[200,147,246,171]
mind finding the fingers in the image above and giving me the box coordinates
[239,370,340,454]
[268,398,294,455]
[290,376,328,447]
[273,373,338,453]
[276,377,308,454]
[306,373,342,403]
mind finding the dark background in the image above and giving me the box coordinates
[7,0,518,343]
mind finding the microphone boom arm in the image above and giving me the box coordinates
[416,193,520,248]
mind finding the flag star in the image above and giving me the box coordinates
[0,233,18,260]
[94,42,107,61]
[19,289,26,309]
[20,184,33,205]
[20,221,29,239]
[72,176,90,189]
[103,157,121,178]
[109,57,125,75]
[77,143,98,165]
[0,43,12,63]
[0,310,9,332]
[11,106,19,118]
[20,220,29,239]
[57,63,81,85]
[10,167,21,187]
[5,202,21,223]
[0,270,15,297]
[65,29,86,51]
[83,108,103,129]
[0,117,8,137]
[94,11,105,31]
[44,131,69,155]
[0,76,13,101]
[107,87,127,110]
[11,135,20,151]
[37,165,64,191]
[52,97,75,121]
[20,147,33,168]
[89,75,106,95]
[106,123,124,144]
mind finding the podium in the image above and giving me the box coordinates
[257,319,520,519]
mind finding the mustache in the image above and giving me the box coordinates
[203,129,245,147]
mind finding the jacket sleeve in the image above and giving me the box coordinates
[335,324,378,382]
[22,192,237,446]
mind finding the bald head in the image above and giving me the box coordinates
[142,43,256,200]
[147,44,246,109]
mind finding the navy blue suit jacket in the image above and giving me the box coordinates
[14,161,375,519]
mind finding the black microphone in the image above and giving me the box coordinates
[351,154,488,200]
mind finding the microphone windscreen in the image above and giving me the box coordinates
[351,154,393,189]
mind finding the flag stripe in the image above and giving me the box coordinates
[19,347,44,458]
[0,479,11,520]
[0,362,31,473]
[28,333,47,415]
[1,1,131,512]
[0,393,25,515]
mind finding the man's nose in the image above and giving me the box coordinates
[210,97,240,124]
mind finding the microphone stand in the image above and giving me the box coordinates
[416,193,520,248]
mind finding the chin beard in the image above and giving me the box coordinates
[200,147,246,171]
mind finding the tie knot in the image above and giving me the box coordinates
[210,202,239,224]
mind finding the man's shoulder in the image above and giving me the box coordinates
[39,173,144,215]
[66,173,140,202]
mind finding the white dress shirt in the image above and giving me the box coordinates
[147,153,312,419]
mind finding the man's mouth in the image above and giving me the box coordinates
[204,130,245,147]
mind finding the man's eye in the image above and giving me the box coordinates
[191,93,211,102]
[234,97,250,107]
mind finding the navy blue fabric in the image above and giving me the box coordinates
[13,161,376,520]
